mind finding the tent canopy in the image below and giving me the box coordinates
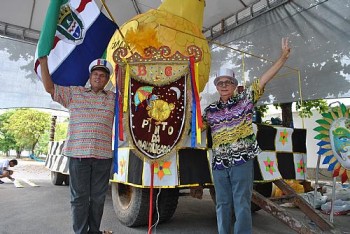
[0,0,285,44]
[0,0,349,111]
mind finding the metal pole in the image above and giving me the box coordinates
[49,115,57,141]
[330,177,336,223]
[100,0,133,54]
[313,154,321,208]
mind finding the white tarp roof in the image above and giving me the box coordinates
[0,0,349,111]
[0,0,278,44]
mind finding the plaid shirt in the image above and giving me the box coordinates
[203,80,264,169]
[54,85,115,159]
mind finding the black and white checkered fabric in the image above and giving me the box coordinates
[45,141,69,175]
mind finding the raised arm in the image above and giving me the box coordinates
[38,56,54,96]
[259,38,291,90]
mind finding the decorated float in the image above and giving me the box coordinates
[45,0,335,233]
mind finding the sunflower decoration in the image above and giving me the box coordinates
[314,103,350,183]
[124,24,161,56]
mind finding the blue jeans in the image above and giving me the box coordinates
[69,157,112,234]
[213,159,254,234]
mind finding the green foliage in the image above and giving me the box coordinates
[3,109,51,153]
[255,105,269,118]
[36,130,50,155]
[0,111,17,154]
[35,117,68,155]
[259,99,329,119]
[295,100,328,118]
[55,121,68,141]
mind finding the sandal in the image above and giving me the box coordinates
[190,186,203,199]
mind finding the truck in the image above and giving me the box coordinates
[46,120,331,231]
[45,45,334,233]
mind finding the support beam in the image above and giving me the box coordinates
[252,190,315,234]
[204,0,290,40]
[273,179,334,232]
[0,21,39,44]
[131,0,141,14]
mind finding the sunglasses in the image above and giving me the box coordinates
[216,80,235,87]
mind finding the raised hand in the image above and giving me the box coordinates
[259,37,292,89]
[281,37,291,60]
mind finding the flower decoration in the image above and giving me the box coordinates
[279,129,288,145]
[154,161,172,180]
[264,157,276,175]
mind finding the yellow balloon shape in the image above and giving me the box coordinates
[106,0,210,93]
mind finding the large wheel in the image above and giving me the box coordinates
[154,188,179,224]
[112,182,154,227]
[51,171,65,185]
[64,175,70,185]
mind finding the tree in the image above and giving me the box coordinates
[54,121,69,141]
[3,109,51,157]
[35,119,68,155]
[0,111,17,156]
[279,100,328,127]
[257,99,329,127]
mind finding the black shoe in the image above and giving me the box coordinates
[0,180,4,184]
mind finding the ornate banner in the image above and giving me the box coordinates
[113,46,203,162]
[129,65,188,160]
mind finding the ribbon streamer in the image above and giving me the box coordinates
[113,64,120,173]
[194,62,201,144]
[123,62,130,112]
[189,56,203,147]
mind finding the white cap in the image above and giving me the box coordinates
[89,59,113,75]
[213,68,238,86]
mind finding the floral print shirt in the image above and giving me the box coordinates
[203,80,264,170]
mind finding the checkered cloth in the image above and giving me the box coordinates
[253,124,307,181]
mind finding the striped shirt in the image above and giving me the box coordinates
[203,80,264,169]
[54,85,116,159]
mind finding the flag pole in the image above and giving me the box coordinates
[100,0,133,54]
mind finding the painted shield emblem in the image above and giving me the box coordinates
[57,3,85,44]
[129,73,187,160]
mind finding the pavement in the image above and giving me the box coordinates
[1,157,350,234]
[8,157,51,180]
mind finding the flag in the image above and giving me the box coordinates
[34,0,118,86]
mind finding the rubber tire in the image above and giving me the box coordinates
[153,188,179,224]
[64,175,69,185]
[51,171,65,185]
[112,183,155,227]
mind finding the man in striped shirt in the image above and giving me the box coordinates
[39,56,115,234]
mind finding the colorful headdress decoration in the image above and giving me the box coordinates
[314,103,350,183]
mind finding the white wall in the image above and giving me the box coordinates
[264,100,350,169]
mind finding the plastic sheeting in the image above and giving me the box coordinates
[201,0,350,108]
[0,37,66,111]
[1,0,349,111]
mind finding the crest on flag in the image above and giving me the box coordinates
[34,0,118,86]
[57,3,85,44]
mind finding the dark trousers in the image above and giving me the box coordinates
[69,157,112,234]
